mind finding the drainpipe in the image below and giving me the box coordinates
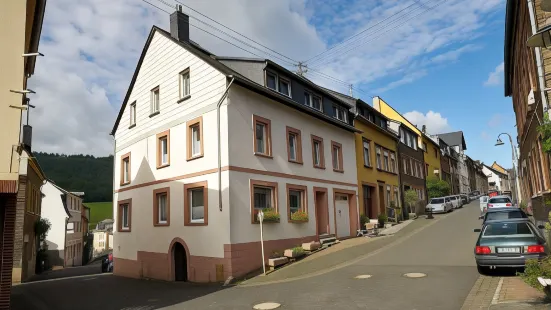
[528,0,549,117]
[217,77,235,212]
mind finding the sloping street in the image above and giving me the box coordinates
[14,200,542,310]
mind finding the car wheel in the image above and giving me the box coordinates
[477,265,487,275]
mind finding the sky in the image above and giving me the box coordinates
[28,0,515,168]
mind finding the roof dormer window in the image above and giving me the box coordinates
[265,70,291,97]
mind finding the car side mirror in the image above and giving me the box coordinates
[473,228,481,233]
[538,225,546,230]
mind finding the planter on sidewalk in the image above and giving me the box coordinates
[268,257,288,268]
[302,241,320,251]
[284,247,306,258]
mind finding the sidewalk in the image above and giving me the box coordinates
[240,216,438,286]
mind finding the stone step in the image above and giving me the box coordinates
[319,235,336,245]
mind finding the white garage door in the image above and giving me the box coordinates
[335,194,350,238]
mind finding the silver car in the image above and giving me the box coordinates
[426,197,453,213]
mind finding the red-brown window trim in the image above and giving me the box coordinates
[117,199,132,232]
[156,130,170,169]
[311,135,325,169]
[331,141,344,173]
[187,116,204,161]
[286,126,303,164]
[120,152,131,186]
[184,181,208,226]
[286,183,308,223]
[250,179,279,224]
[253,115,273,158]
[153,187,170,227]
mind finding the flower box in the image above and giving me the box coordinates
[302,241,320,251]
[284,247,306,258]
[268,257,288,267]
[253,208,280,223]
[290,210,308,222]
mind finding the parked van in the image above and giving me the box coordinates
[479,196,489,214]
[448,195,461,209]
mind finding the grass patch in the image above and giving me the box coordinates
[84,201,113,230]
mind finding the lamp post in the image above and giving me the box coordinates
[495,133,522,205]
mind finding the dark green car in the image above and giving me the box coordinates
[474,219,547,273]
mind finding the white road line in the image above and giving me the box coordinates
[13,273,111,286]
[491,277,504,305]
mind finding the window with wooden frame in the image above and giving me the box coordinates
[433,147,438,158]
[286,126,303,164]
[331,141,344,172]
[286,184,307,222]
[383,149,389,171]
[156,130,170,168]
[278,76,291,97]
[150,86,160,116]
[179,68,191,100]
[184,181,208,226]
[250,180,278,223]
[362,138,371,167]
[386,185,391,207]
[390,152,396,173]
[120,152,131,185]
[423,142,427,152]
[253,115,272,157]
[333,105,348,122]
[393,187,399,208]
[129,102,136,128]
[425,164,429,178]
[304,91,322,111]
[117,199,132,232]
[376,146,382,169]
[153,187,170,226]
[311,135,325,169]
[187,116,203,161]
[403,157,408,174]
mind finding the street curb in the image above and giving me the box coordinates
[238,214,445,287]
[13,273,112,286]
[492,277,504,305]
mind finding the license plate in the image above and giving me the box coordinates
[497,247,520,253]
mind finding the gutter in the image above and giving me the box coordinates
[217,76,235,212]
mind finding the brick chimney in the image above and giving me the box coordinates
[170,5,189,43]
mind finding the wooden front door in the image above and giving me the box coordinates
[315,190,329,235]
[378,184,385,215]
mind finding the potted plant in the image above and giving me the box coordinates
[255,208,280,223]
[389,201,401,223]
[377,213,388,228]
[284,246,306,258]
[360,214,369,230]
[290,210,308,222]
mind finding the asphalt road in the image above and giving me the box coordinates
[11,201,483,310]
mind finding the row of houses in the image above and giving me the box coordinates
[504,0,551,228]
[109,9,492,284]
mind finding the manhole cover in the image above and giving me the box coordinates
[354,275,372,279]
[403,273,427,278]
[253,302,281,310]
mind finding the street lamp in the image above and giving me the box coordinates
[527,24,551,48]
[495,133,522,205]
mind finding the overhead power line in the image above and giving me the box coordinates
[304,0,437,64]
[309,0,449,69]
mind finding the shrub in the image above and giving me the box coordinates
[378,213,388,225]
[291,247,305,256]
[519,257,551,291]
[290,210,308,222]
[360,214,369,229]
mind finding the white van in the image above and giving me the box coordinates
[448,195,460,209]
[479,196,489,214]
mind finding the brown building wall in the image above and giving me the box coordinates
[0,194,17,309]
[397,142,427,213]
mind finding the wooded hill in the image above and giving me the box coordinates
[34,152,113,202]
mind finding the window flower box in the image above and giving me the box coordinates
[253,208,280,223]
[290,210,308,222]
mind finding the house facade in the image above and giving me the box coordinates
[41,181,85,268]
[0,0,46,306]
[483,165,510,192]
[373,97,441,181]
[111,10,359,283]
[12,150,46,284]
[505,0,551,225]
[437,132,470,194]
[466,156,477,194]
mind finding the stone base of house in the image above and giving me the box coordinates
[114,235,317,283]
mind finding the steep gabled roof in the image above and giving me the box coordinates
[47,180,72,218]
[437,131,467,150]
[484,164,508,178]
[491,161,508,174]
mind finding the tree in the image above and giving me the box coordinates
[404,189,419,214]
[426,177,450,199]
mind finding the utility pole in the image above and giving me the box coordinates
[349,84,353,97]
[296,62,308,76]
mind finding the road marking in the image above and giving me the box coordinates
[253,302,281,309]
[13,273,111,286]
[403,273,427,278]
[239,215,445,287]
[354,275,372,279]
[491,277,504,305]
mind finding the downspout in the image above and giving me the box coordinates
[528,0,548,117]
[217,77,235,212]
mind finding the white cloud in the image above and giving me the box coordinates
[402,110,452,134]
[28,0,503,155]
[487,113,503,127]
[484,62,504,86]
[480,131,490,141]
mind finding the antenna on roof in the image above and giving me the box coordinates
[176,4,182,12]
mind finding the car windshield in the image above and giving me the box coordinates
[430,198,444,204]
[482,222,533,237]
[450,197,456,200]
[488,197,510,204]
[485,211,526,221]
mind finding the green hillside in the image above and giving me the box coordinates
[84,202,113,229]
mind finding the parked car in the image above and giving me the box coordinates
[474,219,547,274]
[460,194,469,205]
[479,208,528,224]
[448,195,461,209]
[487,195,513,210]
[101,252,113,273]
[479,196,489,214]
[426,197,453,213]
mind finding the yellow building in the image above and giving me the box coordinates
[353,101,400,220]
[373,97,442,181]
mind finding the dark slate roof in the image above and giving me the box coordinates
[437,131,467,150]
[111,26,360,135]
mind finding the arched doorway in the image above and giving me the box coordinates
[172,242,187,281]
